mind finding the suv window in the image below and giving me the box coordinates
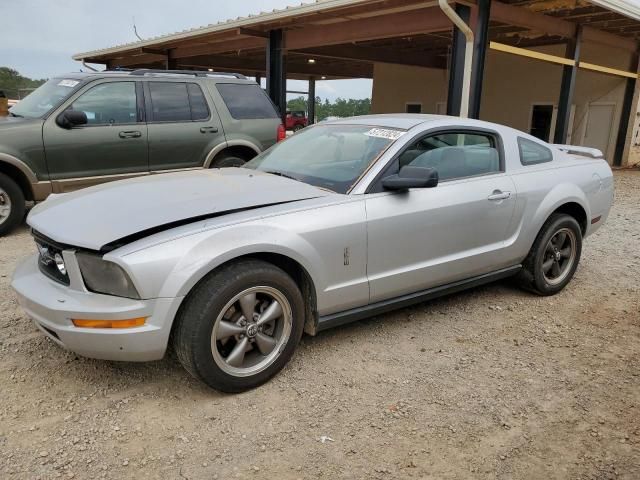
[518,137,553,165]
[71,82,137,125]
[216,84,279,119]
[149,82,192,122]
[399,131,500,181]
[187,83,209,121]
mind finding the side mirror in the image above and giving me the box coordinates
[56,110,87,129]
[382,166,439,191]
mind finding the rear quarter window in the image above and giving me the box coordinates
[216,83,279,120]
[518,137,553,165]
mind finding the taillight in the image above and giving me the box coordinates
[277,124,286,142]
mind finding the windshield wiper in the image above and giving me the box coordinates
[8,112,23,118]
[264,170,300,182]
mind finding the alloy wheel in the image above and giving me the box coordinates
[210,286,292,377]
[0,188,11,226]
[542,228,577,286]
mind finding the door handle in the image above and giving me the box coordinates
[200,126,219,133]
[118,131,142,139]
[487,191,511,201]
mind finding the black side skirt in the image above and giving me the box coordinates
[316,265,522,332]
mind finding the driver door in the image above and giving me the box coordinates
[365,129,517,303]
[42,80,148,192]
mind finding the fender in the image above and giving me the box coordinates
[203,140,261,168]
[0,152,52,200]
[169,225,323,300]
[0,152,39,183]
[528,182,590,247]
[114,223,325,303]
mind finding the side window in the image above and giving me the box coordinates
[400,131,500,181]
[216,83,279,119]
[187,83,210,121]
[70,82,137,125]
[518,137,553,165]
[149,82,191,122]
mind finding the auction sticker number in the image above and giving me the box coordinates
[365,128,405,140]
[57,79,80,88]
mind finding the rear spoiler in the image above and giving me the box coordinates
[554,144,604,159]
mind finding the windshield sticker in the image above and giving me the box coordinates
[365,128,405,140]
[57,79,79,88]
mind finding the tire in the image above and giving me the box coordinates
[211,154,247,168]
[0,173,26,237]
[518,213,582,296]
[172,259,305,392]
[293,124,304,132]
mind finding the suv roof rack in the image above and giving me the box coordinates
[129,69,247,79]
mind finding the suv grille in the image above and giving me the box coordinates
[33,234,70,286]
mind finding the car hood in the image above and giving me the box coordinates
[28,168,332,250]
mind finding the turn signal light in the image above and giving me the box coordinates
[72,318,146,329]
[277,123,286,142]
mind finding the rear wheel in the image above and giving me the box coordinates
[0,173,25,236]
[293,124,304,132]
[518,213,582,295]
[173,259,305,392]
[211,153,247,168]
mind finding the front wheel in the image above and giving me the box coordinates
[172,259,305,392]
[518,213,582,295]
[0,173,25,237]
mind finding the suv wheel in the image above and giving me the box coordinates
[211,154,247,168]
[518,213,582,296]
[293,124,304,132]
[173,259,305,392]
[0,173,25,236]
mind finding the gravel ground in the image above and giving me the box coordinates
[1,171,639,480]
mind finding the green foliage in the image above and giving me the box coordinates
[287,96,371,121]
[0,67,47,99]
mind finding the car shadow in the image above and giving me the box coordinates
[26,278,527,396]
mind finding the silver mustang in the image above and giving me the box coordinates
[12,115,613,392]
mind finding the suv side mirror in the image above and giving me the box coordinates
[56,110,88,129]
[382,166,439,191]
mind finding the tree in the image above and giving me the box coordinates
[287,95,371,121]
[0,67,47,99]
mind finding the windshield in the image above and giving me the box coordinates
[9,78,82,118]
[245,125,403,193]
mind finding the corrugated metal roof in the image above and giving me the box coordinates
[589,0,640,21]
[73,0,368,60]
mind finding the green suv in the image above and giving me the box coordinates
[0,69,283,236]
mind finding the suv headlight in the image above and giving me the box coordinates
[76,253,140,299]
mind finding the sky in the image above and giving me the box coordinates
[1,0,372,101]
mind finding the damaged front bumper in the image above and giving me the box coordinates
[11,255,184,361]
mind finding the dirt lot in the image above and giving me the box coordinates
[1,171,639,480]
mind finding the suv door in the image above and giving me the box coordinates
[42,80,148,191]
[145,80,225,171]
[365,129,517,303]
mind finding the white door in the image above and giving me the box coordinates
[583,104,615,156]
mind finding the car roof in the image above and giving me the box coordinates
[323,114,454,130]
[51,70,254,84]
[323,114,526,137]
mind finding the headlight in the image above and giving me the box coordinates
[76,252,140,299]
[54,253,66,276]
